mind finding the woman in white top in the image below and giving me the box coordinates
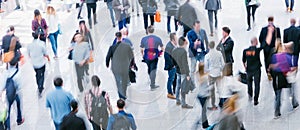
[46,5,61,59]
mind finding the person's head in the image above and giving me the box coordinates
[283,42,294,54]
[290,18,296,26]
[32,31,39,39]
[70,100,79,112]
[169,33,177,45]
[178,36,187,47]
[91,75,101,87]
[250,37,258,46]
[193,20,201,32]
[117,99,126,110]
[275,38,284,53]
[7,26,15,35]
[53,77,63,87]
[34,9,42,20]
[147,25,155,34]
[115,32,122,42]
[268,16,274,25]
[208,41,215,49]
[222,27,231,38]
[74,32,85,43]
[46,5,56,15]
[79,20,88,33]
[223,94,239,114]
[121,27,129,37]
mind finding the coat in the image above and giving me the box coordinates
[205,0,221,11]
[164,41,176,70]
[259,25,281,54]
[176,1,197,29]
[163,0,180,16]
[112,0,131,21]
[283,25,300,55]
[138,0,157,13]
[217,37,234,63]
[181,77,195,95]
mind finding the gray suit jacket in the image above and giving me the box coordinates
[113,0,131,21]
[111,43,134,74]
[177,1,197,28]
[205,0,221,10]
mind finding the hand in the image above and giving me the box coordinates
[79,61,85,66]
[268,26,275,33]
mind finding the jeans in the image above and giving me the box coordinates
[143,13,154,30]
[246,5,257,28]
[54,121,60,130]
[106,2,115,25]
[207,10,218,34]
[189,57,197,85]
[145,58,158,87]
[34,65,46,93]
[15,0,20,7]
[209,76,221,108]
[285,0,294,10]
[167,16,178,33]
[247,69,261,102]
[75,63,88,92]
[167,68,176,94]
[197,96,209,128]
[118,16,127,30]
[290,82,299,107]
[274,89,282,116]
[77,2,84,18]
[87,3,97,20]
[48,30,59,56]
[113,72,129,100]
[5,94,22,130]
[176,73,187,105]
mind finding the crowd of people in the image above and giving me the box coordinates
[0,0,300,130]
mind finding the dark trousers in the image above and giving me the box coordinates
[77,2,84,19]
[145,58,158,87]
[34,65,46,93]
[247,69,261,102]
[113,71,129,100]
[219,98,227,108]
[87,3,97,19]
[167,68,176,94]
[182,23,192,37]
[197,96,209,128]
[5,95,22,130]
[246,5,257,28]
[75,63,88,92]
[207,10,218,34]
[143,13,154,30]
[167,16,178,33]
[118,17,127,30]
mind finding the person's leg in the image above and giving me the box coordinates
[167,68,176,94]
[75,64,84,92]
[189,57,197,84]
[291,0,294,10]
[150,15,155,26]
[48,33,57,56]
[214,10,218,29]
[136,0,139,15]
[118,20,124,31]
[149,59,158,88]
[91,3,97,24]
[180,75,187,106]
[35,66,45,93]
[290,82,299,108]
[246,6,251,29]
[198,96,209,128]
[86,3,93,28]
[121,72,129,98]
[209,76,217,108]
[77,2,84,19]
[113,72,126,99]
[251,5,257,23]
[275,89,282,116]
[218,98,227,108]
[247,72,254,98]
[175,73,181,103]
[173,73,177,94]
[107,2,115,26]
[15,0,21,9]
[54,31,59,56]
[143,13,148,30]
[253,69,261,103]
[4,99,13,130]
[207,10,214,34]
[285,0,289,8]
[174,17,178,31]
[167,15,171,33]
[15,95,23,124]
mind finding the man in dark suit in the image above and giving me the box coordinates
[217,27,234,76]
[284,18,300,62]
[259,16,281,75]
[176,0,198,37]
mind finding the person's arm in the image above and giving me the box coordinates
[112,0,122,10]
[276,27,281,38]
[220,53,225,69]
[106,116,114,130]
[106,46,113,68]
[203,30,209,51]
[76,110,91,130]
[242,50,247,70]
[216,41,222,51]
[80,45,90,66]
[283,29,288,43]
[223,40,234,52]
[140,39,145,57]
[32,20,36,31]
[42,45,50,61]
[128,115,137,130]
[46,97,51,108]
[258,28,265,44]
[88,32,94,50]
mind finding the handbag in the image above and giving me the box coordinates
[88,51,94,63]
[129,69,136,83]
[154,11,161,22]
[3,37,17,63]
[238,71,248,84]
[68,50,73,60]
[248,0,261,7]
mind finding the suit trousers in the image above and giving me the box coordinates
[207,10,218,34]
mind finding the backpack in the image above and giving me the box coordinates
[112,114,131,130]
[5,69,18,102]
[60,112,86,130]
[89,90,109,128]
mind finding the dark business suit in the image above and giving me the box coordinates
[177,1,197,37]
[284,25,300,56]
[217,37,234,76]
[259,25,281,72]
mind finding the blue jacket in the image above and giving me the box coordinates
[107,110,137,130]
[187,29,208,59]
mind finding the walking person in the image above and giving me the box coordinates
[85,75,112,130]
[46,5,60,59]
[27,31,50,98]
[0,62,25,130]
[113,0,131,30]
[177,0,198,37]
[107,99,137,130]
[106,32,134,100]
[86,0,98,28]
[187,20,209,84]
[46,77,74,130]
[140,26,164,90]
[284,18,300,63]
[285,0,294,12]
[79,20,94,51]
[164,33,177,99]
[32,9,48,42]
[71,32,90,92]
[204,41,224,110]
[245,0,258,31]
[217,27,234,76]
[163,0,179,34]
[105,0,116,27]
[259,16,281,79]
[139,0,157,34]
[205,0,221,36]
[172,37,193,109]
[242,37,263,106]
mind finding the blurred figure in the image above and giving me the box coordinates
[285,0,294,12]
[32,9,48,42]
[205,0,221,36]
[163,0,179,34]
[284,18,300,63]
[139,0,157,34]
[113,0,131,31]
[46,5,60,58]
[177,0,198,37]
[245,0,258,31]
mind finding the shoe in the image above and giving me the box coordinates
[247,27,251,31]
[132,9,134,12]
[254,101,259,106]
[53,56,58,59]
[137,13,140,17]
[293,105,299,111]
[176,101,181,105]
[210,33,214,37]
[78,16,83,19]
[274,114,281,119]
[14,6,21,10]
[248,95,253,101]
[38,92,42,98]
[150,85,160,91]
[113,24,116,28]
[207,107,218,111]
[17,118,25,125]
[167,94,176,99]
[287,7,291,12]
[182,104,193,109]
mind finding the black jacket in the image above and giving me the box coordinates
[242,46,263,73]
[284,25,300,55]
[217,37,234,63]
[60,112,86,130]
[172,47,190,75]
[259,25,281,53]
[164,42,176,70]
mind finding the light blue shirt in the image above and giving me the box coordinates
[46,87,74,124]
[107,110,137,130]
[27,39,48,69]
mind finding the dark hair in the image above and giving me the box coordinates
[178,36,186,46]
[70,100,78,111]
[54,77,63,87]
[34,9,41,17]
[222,27,231,34]
[32,32,39,39]
[117,99,125,109]
[7,26,14,32]
[169,33,176,41]
[71,32,81,43]
[115,32,122,38]
[193,20,200,26]
[208,41,215,49]
[268,16,274,22]
[91,75,101,87]
[147,25,155,33]
[79,20,85,25]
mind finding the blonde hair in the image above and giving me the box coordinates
[223,94,239,113]
[275,38,284,53]
[46,6,56,16]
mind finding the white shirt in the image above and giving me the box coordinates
[27,39,48,69]
[46,14,59,34]
[204,49,225,77]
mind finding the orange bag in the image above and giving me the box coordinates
[155,11,161,22]
[3,37,17,63]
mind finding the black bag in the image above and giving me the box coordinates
[126,16,131,24]
[89,90,109,128]
[238,71,247,84]
[5,69,18,102]
[68,50,73,60]
[129,69,136,83]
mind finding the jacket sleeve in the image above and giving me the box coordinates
[203,30,209,51]
[106,46,113,68]
[258,28,265,44]
[276,27,281,38]
[182,51,190,76]
[216,41,222,51]
[283,29,288,43]
[242,50,246,63]
[124,0,131,9]
[224,39,234,52]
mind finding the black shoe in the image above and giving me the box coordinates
[247,27,251,31]
[78,16,83,19]
[113,24,116,28]
[202,120,210,129]
[137,13,140,17]
[14,6,21,10]
[274,113,281,119]
[254,101,259,106]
